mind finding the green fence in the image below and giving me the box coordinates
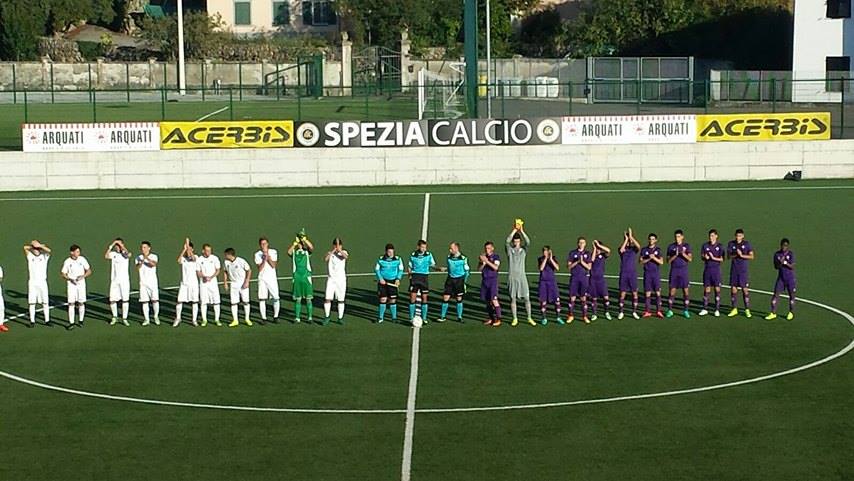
[1,78,851,150]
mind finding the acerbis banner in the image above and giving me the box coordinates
[160,121,294,149]
[561,115,696,145]
[293,118,563,147]
[696,113,831,142]
[22,123,160,153]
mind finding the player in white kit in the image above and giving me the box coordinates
[136,241,160,326]
[61,244,92,329]
[224,248,252,327]
[0,264,6,332]
[105,238,131,326]
[24,240,52,327]
[174,238,200,327]
[197,243,222,327]
[254,237,280,322]
[323,238,349,325]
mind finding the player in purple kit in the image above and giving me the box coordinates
[665,229,693,318]
[765,238,797,321]
[699,229,725,317]
[588,239,611,321]
[727,229,755,318]
[640,233,665,318]
[566,237,592,324]
[537,246,562,325]
[617,228,641,320]
[478,241,503,327]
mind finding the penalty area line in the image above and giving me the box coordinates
[195,106,230,122]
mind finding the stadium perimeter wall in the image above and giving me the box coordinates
[0,140,852,191]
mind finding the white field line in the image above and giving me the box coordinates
[0,185,851,203]
[195,106,230,122]
[0,275,850,416]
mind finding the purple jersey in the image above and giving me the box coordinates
[701,242,724,269]
[480,253,500,283]
[538,256,558,282]
[667,242,691,270]
[640,246,662,275]
[567,249,591,277]
[590,251,608,279]
[773,249,796,279]
[728,240,752,273]
[620,245,638,274]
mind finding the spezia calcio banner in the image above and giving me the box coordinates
[22,123,160,152]
[561,115,697,144]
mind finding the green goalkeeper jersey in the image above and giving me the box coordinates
[292,249,312,278]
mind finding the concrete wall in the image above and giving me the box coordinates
[792,0,853,102]
[0,140,851,191]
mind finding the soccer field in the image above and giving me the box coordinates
[0,180,852,481]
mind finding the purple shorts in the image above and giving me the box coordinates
[619,272,638,292]
[669,269,690,289]
[569,276,589,297]
[538,279,559,303]
[703,268,722,287]
[774,276,796,294]
[730,270,749,288]
[588,277,608,298]
[644,274,660,293]
[480,280,498,302]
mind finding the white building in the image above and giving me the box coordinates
[792,0,853,102]
[206,0,337,36]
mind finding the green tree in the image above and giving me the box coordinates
[0,0,48,60]
[45,0,116,33]
[138,11,226,60]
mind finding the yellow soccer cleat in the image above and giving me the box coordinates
[245,319,253,327]
[727,308,739,317]
[200,320,208,327]
[764,313,777,320]
[527,318,536,326]
[744,309,752,318]
[511,318,519,327]
[786,312,794,321]
[566,315,574,324]
[228,320,239,328]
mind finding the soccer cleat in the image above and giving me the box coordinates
[0,324,8,332]
[28,322,35,328]
[683,310,691,319]
[605,312,612,321]
[566,315,574,324]
[246,320,253,327]
[582,316,590,324]
[527,318,536,326]
[483,319,493,326]
[154,318,161,326]
[617,312,625,320]
[323,318,331,326]
[642,311,652,318]
[294,318,301,324]
[556,317,565,325]
[744,309,752,319]
[458,317,464,324]
[110,317,118,325]
[764,313,777,320]
[228,320,239,328]
[214,321,222,327]
[122,319,130,326]
[191,320,198,327]
[540,318,548,326]
[714,310,720,317]
[200,320,207,327]
[632,312,640,320]
[435,318,445,323]
[141,320,150,327]
[655,311,664,318]
[698,309,709,316]
[786,312,794,321]
[590,314,598,322]
[376,318,384,324]
[727,308,739,317]
[172,319,180,328]
[665,309,674,318]
[511,318,519,327]
[492,319,502,327]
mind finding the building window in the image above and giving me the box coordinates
[826,56,851,93]
[234,1,251,25]
[302,0,336,26]
[273,1,290,26]
[827,0,852,18]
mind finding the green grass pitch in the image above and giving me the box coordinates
[0,180,852,481]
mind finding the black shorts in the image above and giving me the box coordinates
[377,281,399,299]
[409,274,429,293]
[443,276,466,297]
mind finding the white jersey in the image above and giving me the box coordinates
[180,255,200,286]
[136,253,159,286]
[0,265,4,293]
[108,251,130,283]
[327,251,347,281]
[225,257,250,286]
[27,252,50,282]
[61,256,91,284]
[254,249,278,281]
[197,254,221,283]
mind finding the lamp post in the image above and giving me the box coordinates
[177,0,187,95]
[486,0,492,118]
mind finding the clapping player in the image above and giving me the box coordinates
[479,241,502,326]
[105,238,131,326]
[175,238,200,327]
[640,234,664,318]
[537,245,561,325]
[588,239,611,321]
[617,228,641,320]
[324,238,349,325]
[666,230,693,319]
[567,237,592,323]
[288,229,315,323]
[699,229,724,317]
[727,229,755,318]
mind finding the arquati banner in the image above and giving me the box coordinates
[696,113,831,142]
[160,121,294,149]
[22,123,160,153]
[293,118,563,147]
[561,115,697,144]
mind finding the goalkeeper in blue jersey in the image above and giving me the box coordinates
[408,240,440,324]
[439,242,470,323]
[374,243,405,323]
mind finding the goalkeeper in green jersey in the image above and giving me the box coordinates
[288,229,315,323]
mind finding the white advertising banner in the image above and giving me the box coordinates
[561,115,696,145]
[22,123,160,152]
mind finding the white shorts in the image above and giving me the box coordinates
[139,282,159,302]
[67,281,87,304]
[230,286,250,305]
[200,281,220,305]
[28,280,49,304]
[177,282,200,303]
[325,277,347,301]
[258,277,279,300]
[109,280,130,302]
